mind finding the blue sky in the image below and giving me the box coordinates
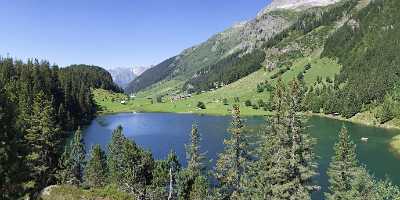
[0,0,271,68]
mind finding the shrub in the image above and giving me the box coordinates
[252,104,259,110]
[257,99,266,108]
[155,95,163,103]
[223,98,228,105]
[197,101,206,109]
[304,63,312,70]
[245,100,252,107]
[256,84,264,93]
[234,97,240,103]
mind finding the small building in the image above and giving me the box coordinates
[120,100,127,105]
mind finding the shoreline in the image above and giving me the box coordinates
[95,109,400,155]
[98,108,400,130]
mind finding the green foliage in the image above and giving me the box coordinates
[60,64,122,93]
[177,124,208,200]
[376,94,397,124]
[84,144,107,188]
[155,95,163,103]
[222,98,228,105]
[107,126,155,198]
[197,101,206,109]
[325,126,359,199]
[24,91,62,192]
[215,105,252,199]
[326,125,400,199]
[244,100,252,107]
[322,0,400,117]
[68,128,86,186]
[189,176,209,200]
[185,50,266,92]
[107,126,126,184]
[251,80,317,199]
[0,86,23,199]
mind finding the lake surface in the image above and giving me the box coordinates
[83,112,400,199]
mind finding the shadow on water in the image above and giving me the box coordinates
[83,113,400,199]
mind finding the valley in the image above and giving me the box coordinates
[3,0,400,199]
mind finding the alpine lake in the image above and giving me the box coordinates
[83,112,400,199]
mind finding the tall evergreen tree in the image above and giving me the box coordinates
[177,124,209,200]
[186,124,205,175]
[69,128,86,186]
[107,125,126,184]
[119,138,154,199]
[325,125,360,199]
[24,91,61,193]
[189,176,209,200]
[253,80,317,199]
[57,128,85,186]
[84,144,107,188]
[167,150,181,200]
[0,86,23,199]
[215,105,251,199]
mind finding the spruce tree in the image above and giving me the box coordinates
[215,105,251,199]
[253,80,317,199]
[84,144,107,188]
[189,176,209,200]
[24,91,61,191]
[119,138,154,198]
[325,125,359,199]
[167,150,181,200]
[107,126,154,198]
[0,87,23,199]
[177,124,208,200]
[107,125,126,184]
[69,128,86,186]
[186,124,205,175]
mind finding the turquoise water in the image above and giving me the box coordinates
[83,113,400,199]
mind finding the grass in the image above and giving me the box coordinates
[40,185,132,200]
[94,55,341,116]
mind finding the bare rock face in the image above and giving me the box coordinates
[258,0,342,17]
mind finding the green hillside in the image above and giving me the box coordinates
[98,0,400,130]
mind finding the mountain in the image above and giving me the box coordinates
[125,0,302,94]
[125,0,353,95]
[260,0,341,13]
[108,66,150,88]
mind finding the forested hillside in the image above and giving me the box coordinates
[320,0,400,118]
[0,58,119,199]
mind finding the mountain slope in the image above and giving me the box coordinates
[126,0,358,96]
[125,2,302,94]
[321,0,400,117]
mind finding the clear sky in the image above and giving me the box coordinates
[0,0,271,68]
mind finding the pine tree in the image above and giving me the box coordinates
[186,124,205,175]
[177,124,208,200]
[325,125,359,199]
[119,138,154,198]
[24,91,61,191]
[106,126,155,198]
[57,142,73,184]
[107,125,126,184]
[189,176,209,200]
[253,80,317,199]
[0,86,23,199]
[215,105,251,199]
[84,144,107,188]
[167,150,181,200]
[69,128,86,186]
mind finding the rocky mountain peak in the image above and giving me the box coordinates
[258,0,341,17]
